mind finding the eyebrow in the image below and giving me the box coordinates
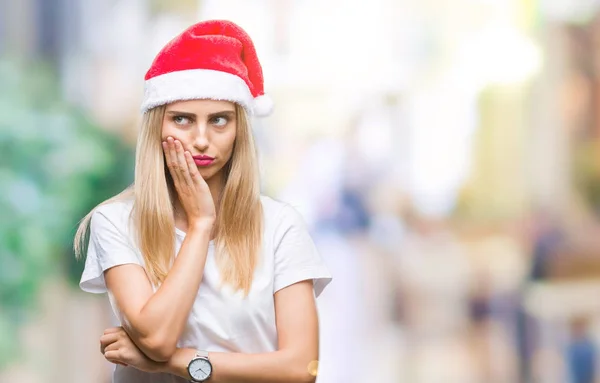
[166,110,236,118]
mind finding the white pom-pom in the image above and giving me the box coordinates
[253,94,274,116]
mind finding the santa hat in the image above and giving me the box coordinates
[141,20,273,117]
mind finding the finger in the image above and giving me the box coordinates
[104,350,127,366]
[184,151,204,185]
[104,350,119,361]
[103,327,123,335]
[104,341,120,353]
[166,137,184,188]
[174,142,194,187]
[166,137,181,179]
[100,333,120,354]
[173,140,189,173]
[162,141,172,170]
[100,333,120,346]
[163,139,175,170]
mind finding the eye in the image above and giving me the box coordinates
[173,115,192,125]
[210,116,229,127]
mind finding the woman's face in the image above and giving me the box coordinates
[161,99,237,182]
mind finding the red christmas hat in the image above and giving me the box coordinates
[141,20,273,116]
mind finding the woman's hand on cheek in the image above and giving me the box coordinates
[162,136,216,227]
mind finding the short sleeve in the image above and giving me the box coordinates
[79,208,144,294]
[273,205,332,297]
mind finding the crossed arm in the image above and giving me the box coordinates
[101,248,320,382]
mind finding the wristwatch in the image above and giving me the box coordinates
[187,350,213,382]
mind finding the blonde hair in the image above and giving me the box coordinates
[74,103,263,295]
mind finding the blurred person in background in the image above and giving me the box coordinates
[567,316,596,383]
[73,20,331,383]
[516,209,565,382]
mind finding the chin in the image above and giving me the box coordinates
[198,167,220,181]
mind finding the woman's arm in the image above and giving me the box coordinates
[104,220,212,361]
[104,138,217,361]
[102,280,320,382]
[165,280,319,382]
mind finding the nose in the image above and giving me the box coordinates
[193,122,210,152]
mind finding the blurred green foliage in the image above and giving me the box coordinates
[0,58,134,367]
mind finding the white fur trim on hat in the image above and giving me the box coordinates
[141,69,256,114]
[253,94,274,117]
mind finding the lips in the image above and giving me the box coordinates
[192,155,214,167]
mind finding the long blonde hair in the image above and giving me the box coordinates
[74,103,263,295]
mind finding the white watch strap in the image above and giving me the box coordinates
[195,350,209,359]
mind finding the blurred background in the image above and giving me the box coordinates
[3,0,600,382]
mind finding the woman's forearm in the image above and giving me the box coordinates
[126,222,212,359]
[161,348,317,383]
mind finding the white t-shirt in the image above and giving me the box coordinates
[80,195,332,383]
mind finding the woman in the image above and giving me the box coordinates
[74,20,332,382]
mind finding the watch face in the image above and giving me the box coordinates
[189,357,212,381]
